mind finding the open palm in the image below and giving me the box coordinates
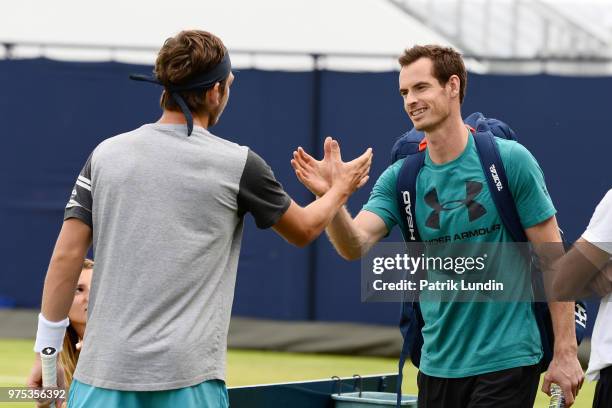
[292,137,370,196]
[291,137,334,196]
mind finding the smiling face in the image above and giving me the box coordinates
[399,57,460,133]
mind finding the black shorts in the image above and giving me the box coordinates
[593,365,612,408]
[417,364,540,408]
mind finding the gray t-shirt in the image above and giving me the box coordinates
[64,123,290,391]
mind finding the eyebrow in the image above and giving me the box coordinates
[399,81,430,94]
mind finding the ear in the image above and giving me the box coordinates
[447,75,460,99]
[205,82,222,106]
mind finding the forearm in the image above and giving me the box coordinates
[552,239,610,300]
[325,206,368,260]
[548,301,577,354]
[40,219,92,321]
[41,251,86,321]
[553,249,603,299]
[298,186,350,245]
[35,223,90,353]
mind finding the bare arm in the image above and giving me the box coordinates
[27,218,91,393]
[272,190,349,248]
[526,216,583,406]
[325,209,388,260]
[552,237,611,299]
[291,137,386,259]
[42,219,92,321]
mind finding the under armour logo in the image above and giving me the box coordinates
[424,182,487,229]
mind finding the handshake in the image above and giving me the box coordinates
[290,136,373,198]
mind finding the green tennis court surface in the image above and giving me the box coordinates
[0,339,596,407]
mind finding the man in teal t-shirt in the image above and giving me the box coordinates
[291,45,584,407]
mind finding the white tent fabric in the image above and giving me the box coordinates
[0,0,458,71]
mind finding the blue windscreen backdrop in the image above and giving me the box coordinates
[0,59,609,330]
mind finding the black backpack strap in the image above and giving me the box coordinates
[394,150,426,407]
[472,132,527,242]
[395,151,425,243]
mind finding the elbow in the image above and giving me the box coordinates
[50,248,84,265]
[338,250,361,261]
[292,237,310,248]
[48,248,86,274]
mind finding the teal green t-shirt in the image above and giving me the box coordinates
[362,133,556,378]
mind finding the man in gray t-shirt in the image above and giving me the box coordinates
[28,30,372,408]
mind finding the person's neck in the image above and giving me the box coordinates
[157,110,210,129]
[424,114,469,165]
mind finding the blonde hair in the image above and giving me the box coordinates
[59,258,93,389]
[59,326,80,389]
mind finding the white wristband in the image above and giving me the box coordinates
[34,313,69,353]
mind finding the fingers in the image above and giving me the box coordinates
[291,157,305,173]
[297,146,314,164]
[362,147,374,167]
[360,151,373,175]
[357,175,370,189]
[350,147,373,167]
[561,381,575,406]
[293,150,308,168]
[26,365,42,389]
[355,148,373,174]
[361,147,373,159]
[541,374,552,396]
[330,139,342,162]
[324,136,333,161]
[292,151,315,174]
[572,378,579,399]
[294,168,307,184]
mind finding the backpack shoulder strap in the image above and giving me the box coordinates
[395,150,425,242]
[394,149,426,407]
[472,131,527,242]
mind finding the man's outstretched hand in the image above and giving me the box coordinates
[292,137,371,197]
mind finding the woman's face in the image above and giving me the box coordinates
[68,267,92,326]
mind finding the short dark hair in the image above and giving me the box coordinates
[154,30,228,114]
[398,45,467,104]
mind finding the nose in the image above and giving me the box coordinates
[405,92,418,109]
[405,98,418,114]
